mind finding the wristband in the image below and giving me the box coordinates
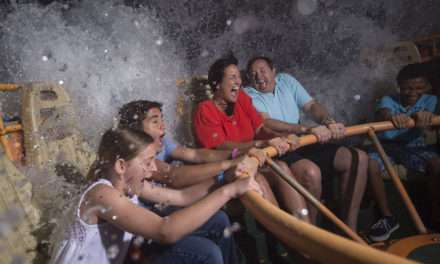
[216,171,225,185]
[231,147,239,159]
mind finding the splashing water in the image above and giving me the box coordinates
[107,244,120,259]
[1,0,440,262]
[296,0,318,16]
[223,222,241,238]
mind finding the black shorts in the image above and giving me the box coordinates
[279,143,343,199]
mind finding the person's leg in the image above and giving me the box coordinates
[262,160,311,223]
[255,172,279,206]
[333,147,368,231]
[151,235,224,264]
[288,159,321,224]
[150,210,237,264]
[368,157,393,217]
[192,210,238,264]
[366,147,400,242]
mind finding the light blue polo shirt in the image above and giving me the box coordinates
[244,73,313,124]
[156,136,178,161]
[377,94,437,146]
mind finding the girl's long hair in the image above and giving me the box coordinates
[86,128,154,181]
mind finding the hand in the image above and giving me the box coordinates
[310,125,332,143]
[247,148,267,167]
[413,111,433,128]
[268,137,290,155]
[231,176,263,197]
[235,154,260,179]
[391,114,412,129]
[327,122,346,140]
[286,134,300,151]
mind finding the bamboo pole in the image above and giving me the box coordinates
[265,157,367,244]
[240,118,440,263]
[0,118,14,160]
[241,191,418,264]
[260,117,440,157]
[367,128,428,234]
[0,83,20,91]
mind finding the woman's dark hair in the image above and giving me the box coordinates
[246,56,274,75]
[396,63,429,85]
[118,100,162,131]
[208,54,239,91]
[87,128,154,181]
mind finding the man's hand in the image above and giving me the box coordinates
[286,134,300,151]
[413,111,433,128]
[326,122,346,140]
[310,125,332,143]
[391,114,412,129]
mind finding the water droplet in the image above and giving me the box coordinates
[223,222,241,238]
[201,50,209,57]
[297,0,318,16]
[133,236,144,246]
[42,55,48,61]
[107,244,119,259]
[300,208,309,216]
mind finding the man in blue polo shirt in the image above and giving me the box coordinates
[244,56,368,231]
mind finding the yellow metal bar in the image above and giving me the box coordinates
[0,83,20,91]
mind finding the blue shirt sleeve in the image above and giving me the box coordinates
[282,74,312,108]
[156,136,179,161]
[423,95,437,113]
[243,87,268,113]
[376,96,398,113]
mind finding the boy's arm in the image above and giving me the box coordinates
[376,108,413,129]
[171,145,240,163]
[155,159,242,188]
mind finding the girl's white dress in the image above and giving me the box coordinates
[51,179,138,264]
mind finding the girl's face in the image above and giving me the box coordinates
[217,64,242,103]
[142,107,165,150]
[123,144,157,196]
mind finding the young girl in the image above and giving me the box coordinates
[51,128,262,263]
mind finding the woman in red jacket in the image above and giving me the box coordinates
[193,55,309,220]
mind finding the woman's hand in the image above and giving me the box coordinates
[235,154,260,178]
[230,175,263,197]
[268,137,290,155]
[247,148,267,167]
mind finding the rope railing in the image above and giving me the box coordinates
[240,117,440,264]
